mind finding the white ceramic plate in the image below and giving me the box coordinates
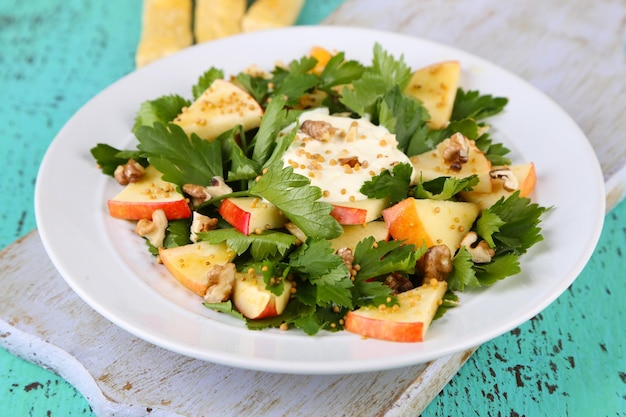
[35,27,605,374]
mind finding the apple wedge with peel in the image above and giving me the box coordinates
[173,79,263,141]
[159,241,237,297]
[404,61,461,129]
[329,221,389,252]
[410,135,493,193]
[382,198,480,254]
[108,165,192,220]
[218,197,288,235]
[232,272,293,320]
[460,163,537,209]
[344,280,448,342]
[330,198,389,225]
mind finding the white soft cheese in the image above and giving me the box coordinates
[280,108,414,203]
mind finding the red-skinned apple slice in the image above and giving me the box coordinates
[218,197,287,235]
[232,272,292,320]
[173,79,263,141]
[460,162,537,209]
[329,198,388,225]
[159,241,237,297]
[344,280,447,342]
[382,198,479,254]
[108,165,191,220]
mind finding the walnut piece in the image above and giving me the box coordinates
[459,232,495,263]
[442,133,470,171]
[183,176,232,206]
[416,244,453,282]
[190,212,218,243]
[300,120,335,141]
[384,272,414,294]
[135,209,168,248]
[113,159,145,185]
[204,263,236,303]
[489,168,519,191]
[338,156,360,168]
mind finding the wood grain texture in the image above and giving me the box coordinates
[0,232,474,417]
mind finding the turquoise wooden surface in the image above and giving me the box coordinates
[1,1,624,415]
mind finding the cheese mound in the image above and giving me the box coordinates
[281,108,414,203]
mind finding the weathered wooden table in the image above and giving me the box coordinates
[1,0,624,416]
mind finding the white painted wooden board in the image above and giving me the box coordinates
[1,1,623,416]
[0,231,475,417]
[327,0,626,211]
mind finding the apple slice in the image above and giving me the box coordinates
[218,197,288,235]
[382,198,479,254]
[404,61,461,129]
[460,163,537,209]
[232,272,293,320]
[330,198,389,225]
[173,79,263,141]
[159,241,237,297]
[329,221,389,252]
[108,165,191,220]
[344,279,448,342]
[410,135,493,193]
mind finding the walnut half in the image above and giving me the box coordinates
[135,209,168,249]
[441,133,470,171]
[204,263,236,303]
[459,232,495,263]
[416,244,453,283]
[113,159,145,185]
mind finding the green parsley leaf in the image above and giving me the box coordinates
[164,218,192,248]
[353,236,423,280]
[340,43,411,116]
[192,67,224,100]
[413,175,479,200]
[377,86,430,153]
[474,132,512,166]
[289,240,353,308]
[451,89,508,121]
[487,192,548,255]
[249,95,296,166]
[318,52,365,91]
[199,228,296,262]
[474,209,505,248]
[203,300,244,320]
[132,94,190,133]
[360,162,413,204]
[135,122,223,186]
[217,126,261,182]
[90,143,147,176]
[270,56,319,106]
[474,253,521,286]
[372,43,412,90]
[249,162,343,240]
[234,72,270,105]
[447,247,480,291]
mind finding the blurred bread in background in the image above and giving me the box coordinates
[135,0,193,68]
[136,0,305,67]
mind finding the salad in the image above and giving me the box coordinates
[91,44,547,343]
